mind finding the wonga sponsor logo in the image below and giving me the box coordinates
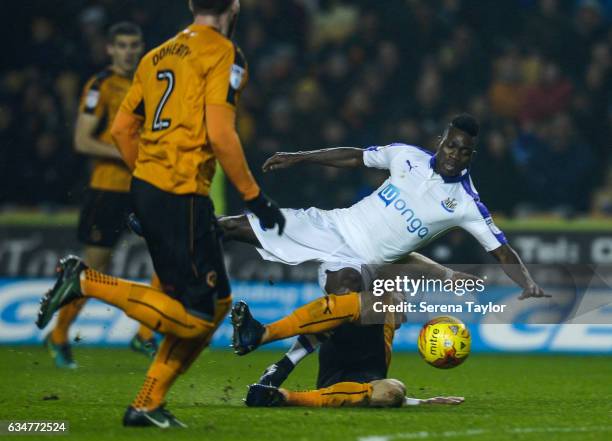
[377,183,429,238]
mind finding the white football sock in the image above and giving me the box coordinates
[285,334,327,365]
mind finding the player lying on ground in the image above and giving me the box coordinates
[36,0,285,429]
[246,376,464,408]
[246,254,475,386]
[244,320,463,408]
[222,114,548,374]
[44,22,158,369]
[237,259,466,407]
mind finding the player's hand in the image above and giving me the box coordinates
[422,396,465,405]
[246,192,286,235]
[262,152,302,172]
[518,283,550,300]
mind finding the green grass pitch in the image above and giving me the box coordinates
[0,347,610,441]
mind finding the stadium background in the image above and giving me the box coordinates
[0,0,611,353]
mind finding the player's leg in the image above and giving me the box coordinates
[247,373,402,408]
[281,380,404,407]
[73,189,158,357]
[248,379,463,408]
[217,214,262,247]
[50,246,110,344]
[133,323,155,343]
[43,298,86,369]
[37,257,214,339]
[45,247,111,369]
[231,291,362,355]
[248,322,401,408]
[237,252,471,356]
[121,178,231,426]
[37,183,218,340]
[257,333,325,386]
[128,273,162,358]
[83,246,113,272]
[125,296,232,427]
[245,381,374,407]
[45,188,126,368]
[259,266,363,386]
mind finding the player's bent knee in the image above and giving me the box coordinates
[177,320,215,339]
[325,268,363,294]
[339,269,363,293]
[218,215,251,236]
[155,309,215,339]
[217,215,260,246]
[218,215,241,232]
[370,379,406,408]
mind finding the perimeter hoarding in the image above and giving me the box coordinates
[1,279,610,352]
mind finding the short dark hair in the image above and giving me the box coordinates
[191,0,233,15]
[108,22,143,43]
[449,114,479,138]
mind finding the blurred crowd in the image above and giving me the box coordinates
[0,0,610,217]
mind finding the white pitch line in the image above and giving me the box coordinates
[358,426,612,441]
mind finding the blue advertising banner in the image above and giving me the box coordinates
[1,279,611,352]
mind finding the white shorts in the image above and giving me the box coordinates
[247,208,364,289]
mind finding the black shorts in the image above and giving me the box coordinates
[77,189,132,247]
[316,323,389,389]
[130,177,231,321]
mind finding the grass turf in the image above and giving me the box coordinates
[0,347,610,441]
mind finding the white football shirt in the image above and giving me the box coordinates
[326,143,507,263]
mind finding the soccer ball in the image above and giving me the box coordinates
[417,316,471,369]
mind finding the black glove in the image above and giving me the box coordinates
[246,192,285,235]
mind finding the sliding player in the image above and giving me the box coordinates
[44,22,158,369]
[230,114,549,356]
[245,322,463,408]
[244,268,463,408]
[250,382,464,408]
[36,0,284,428]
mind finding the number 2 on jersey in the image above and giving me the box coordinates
[153,70,174,131]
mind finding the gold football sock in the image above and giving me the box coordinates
[132,297,232,410]
[284,382,373,407]
[136,324,154,341]
[50,298,88,345]
[180,297,232,371]
[264,293,360,343]
[80,268,213,339]
[133,273,164,341]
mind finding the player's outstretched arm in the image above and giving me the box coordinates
[403,396,465,406]
[489,244,550,300]
[262,147,365,172]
